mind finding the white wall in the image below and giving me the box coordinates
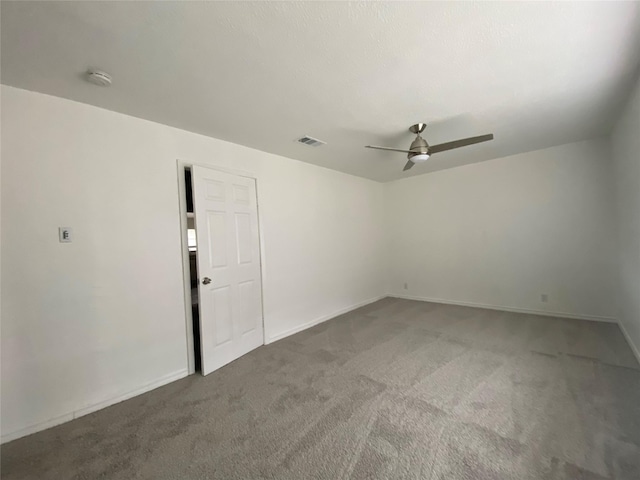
[611,76,640,360]
[0,86,386,442]
[385,139,618,321]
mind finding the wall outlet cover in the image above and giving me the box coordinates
[59,227,73,243]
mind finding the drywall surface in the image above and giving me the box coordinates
[385,139,617,320]
[611,76,640,359]
[0,86,386,441]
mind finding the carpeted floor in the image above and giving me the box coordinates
[2,298,640,479]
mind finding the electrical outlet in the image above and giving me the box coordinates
[541,294,548,303]
[403,282,408,290]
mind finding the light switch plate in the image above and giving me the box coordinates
[59,227,73,243]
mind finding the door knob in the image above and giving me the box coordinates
[202,277,211,285]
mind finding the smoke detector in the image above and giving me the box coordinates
[85,69,112,87]
[297,135,326,147]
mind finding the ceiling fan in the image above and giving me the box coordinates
[365,123,494,171]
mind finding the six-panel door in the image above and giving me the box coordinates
[192,166,264,375]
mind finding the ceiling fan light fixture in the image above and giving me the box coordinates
[410,153,430,163]
[364,123,493,172]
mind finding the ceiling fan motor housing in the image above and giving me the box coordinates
[408,135,429,159]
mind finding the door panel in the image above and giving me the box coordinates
[211,286,233,345]
[204,179,225,199]
[232,183,251,204]
[207,212,228,268]
[235,213,253,264]
[192,166,264,375]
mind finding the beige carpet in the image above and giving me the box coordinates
[2,298,639,479]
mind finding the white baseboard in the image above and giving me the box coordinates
[617,319,640,365]
[1,368,189,444]
[266,295,386,344]
[388,294,618,323]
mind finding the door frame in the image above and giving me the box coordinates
[176,160,267,375]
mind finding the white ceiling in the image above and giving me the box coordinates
[2,1,639,182]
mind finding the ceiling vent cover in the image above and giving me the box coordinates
[297,136,326,147]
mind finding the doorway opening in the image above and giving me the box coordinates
[184,167,202,373]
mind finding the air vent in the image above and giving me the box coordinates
[297,136,326,147]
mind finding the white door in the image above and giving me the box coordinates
[192,166,264,375]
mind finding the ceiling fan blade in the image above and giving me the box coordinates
[428,134,494,154]
[403,160,415,171]
[365,145,414,154]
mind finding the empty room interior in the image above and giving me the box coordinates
[2,1,640,479]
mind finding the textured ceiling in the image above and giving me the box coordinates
[2,1,639,182]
